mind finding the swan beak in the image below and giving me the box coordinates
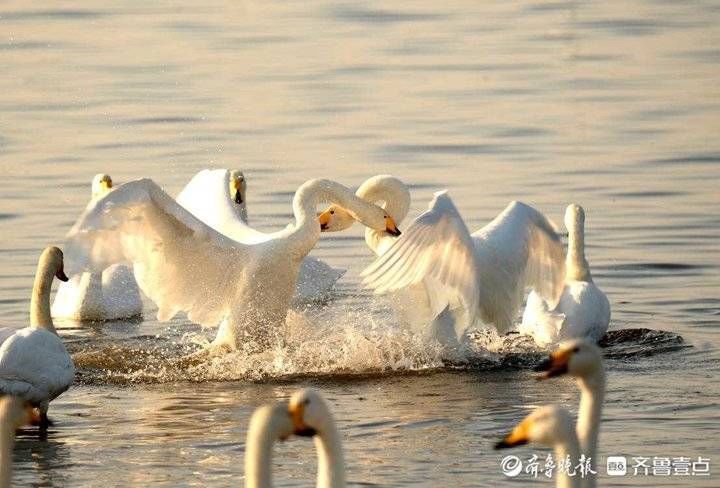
[56,267,69,282]
[318,210,332,232]
[100,177,112,191]
[232,177,244,204]
[385,217,401,236]
[534,349,570,379]
[288,402,317,437]
[495,418,530,449]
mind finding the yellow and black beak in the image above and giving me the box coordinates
[318,209,332,231]
[288,402,317,437]
[100,177,113,192]
[534,349,571,379]
[232,178,244,204]
[385,216,401,237]
[495,418,530,449]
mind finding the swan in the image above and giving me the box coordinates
[176,169,346,306]
[319,175,566,339]
[535,339,605,488]
[64,178,400,352]
[52,174,143,321]
[520,204,610,346]
[496,405,581,488]
[0,246,75,430]
[0,396,33,488]
[244,388,344,488]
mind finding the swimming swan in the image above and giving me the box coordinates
[496,405,582,488]
[319,175,566,337]
[244,388,345,488]
[0,396,33,488]
[520,204,610,346]
[52,174,143,321]
[0,247,75,430]
[64,178,399,351]
[535,339,605,488]
[176,169,345,306]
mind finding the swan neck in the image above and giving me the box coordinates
[245,410,289,488]
[577,371,605,481]
[358,177,410,254]
[566,222,591,282]
[30,260,57,334]
[554,438,582,488]
[315,421,346,488]
[288,180,381,256]
[0,413,14,488]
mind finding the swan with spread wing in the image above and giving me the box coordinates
[318,175,565,340]
[64,176,399,352]
[176,169,346,306]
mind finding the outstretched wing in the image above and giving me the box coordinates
[177,169,272,244]
[361,191,480,324]
[472,201,566,333]
[64,178,255,328]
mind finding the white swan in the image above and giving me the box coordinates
[0,396,33,488]
[176,169,346,306]
[0,246,75,430]
[319,175,566,339]
[520,204,610,347]
[244,388,345,488]
[535,339,605,488]
[244,402,295,488]
[64,178,399,352]
[496,405,581,488]
[52,174,143,321]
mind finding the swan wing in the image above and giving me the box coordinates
[65,178,255,328]
[471,201,565,333]
[361,191,480,324]
[177,169,272,244]
[0,328,74,404]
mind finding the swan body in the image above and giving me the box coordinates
[0,247,75,428]
[320,176,566,340]
[176,169,345,305]
[536,339,605,488]
[52,174,143,321]
[496,405,581,488]
[520,205,610,347]
[64,176,397,351]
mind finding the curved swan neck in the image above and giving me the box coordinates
[245,405,293,488]
[30,257,58,334]
[555,436,582,488]
[566,213,592,282]
[356,176,410,255]
[315,420,346,488]
[577,370,605,487]
[286,179,383,257]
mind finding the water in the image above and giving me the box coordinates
[1,0,719,485]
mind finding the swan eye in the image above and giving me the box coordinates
[572,346,580,353]
[330,210,335,215]
[303,399,311,406]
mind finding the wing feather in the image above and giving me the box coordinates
[64,178,254,328]
[362,191,480,324]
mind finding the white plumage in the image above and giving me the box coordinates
[519,204,610,346]
[52,174,143,321]
[64,176,395,351]
[176,169,345,306]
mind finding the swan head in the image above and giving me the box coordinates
[91,174,113,198]
[495,405,575,449]
[0,396,35,430]
[40,246,69,282]
[288,388,335,438]
[229,170,247,205]
[247,402,295,443]
[564,203,585,232]
[534,338,603,380]
[318,206,401,236]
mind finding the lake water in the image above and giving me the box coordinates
[1,0,719,486]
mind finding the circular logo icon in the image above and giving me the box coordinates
[501,455,523,477]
